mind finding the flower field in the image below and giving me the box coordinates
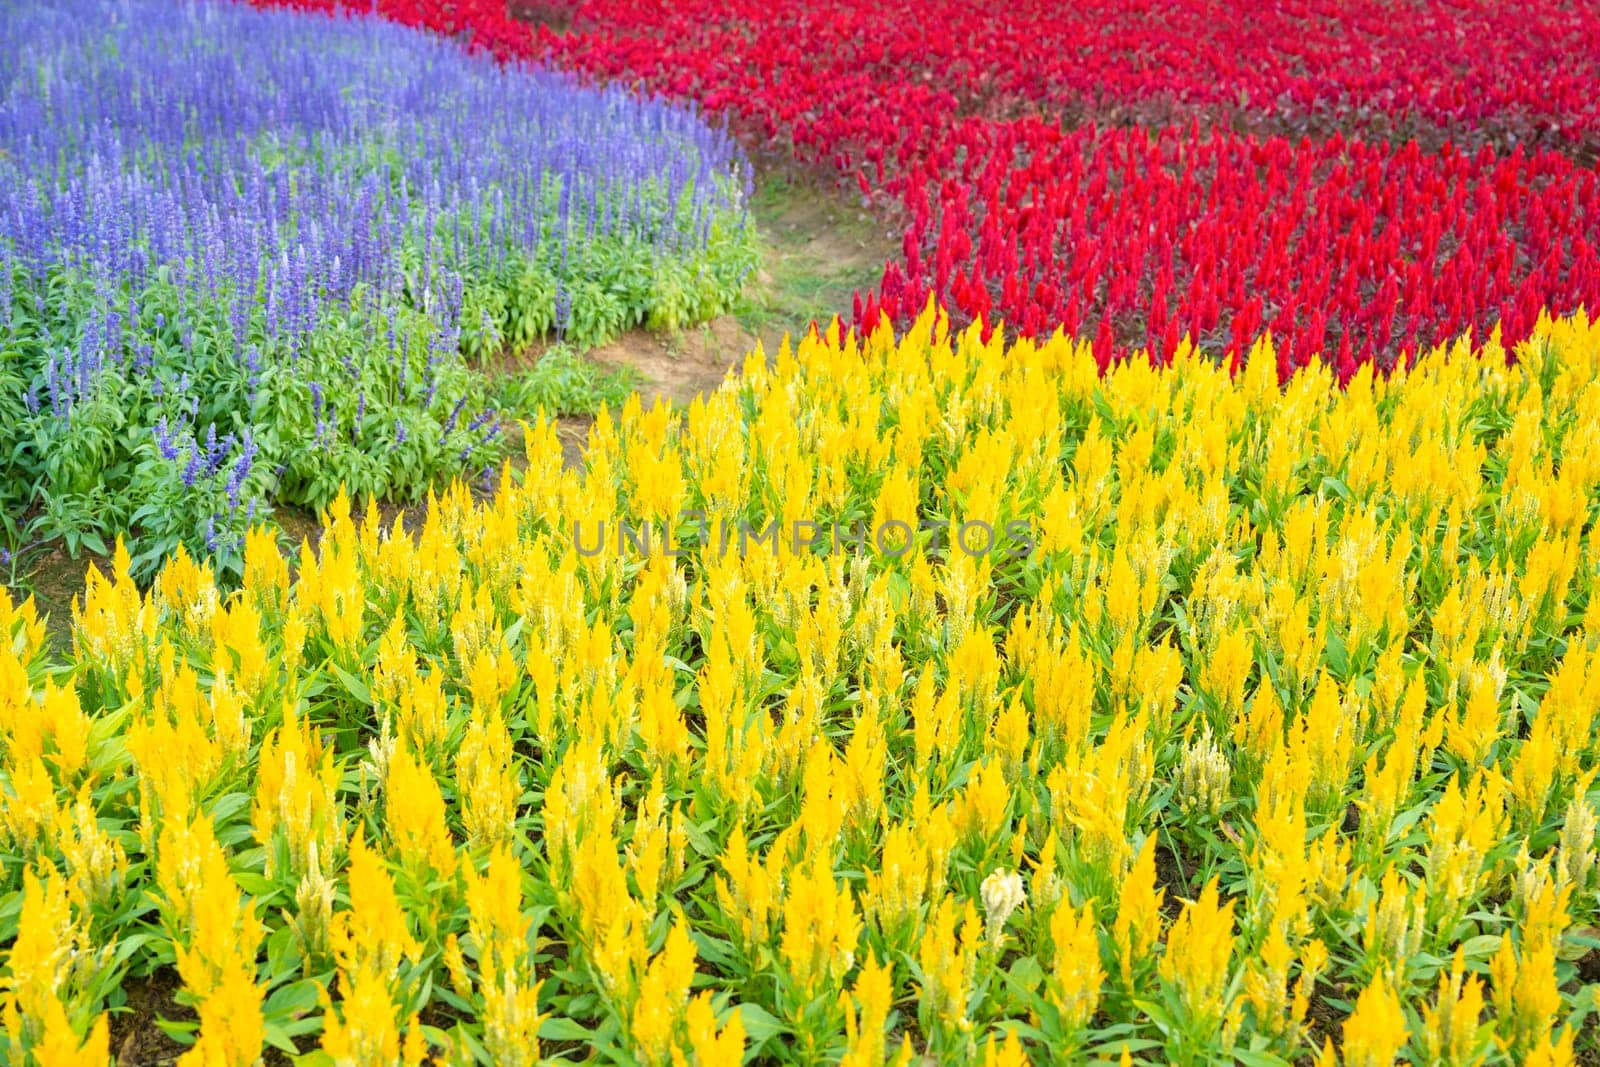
[4,306,1600,1064]
[0,0,753,578]
[4,0,1600,1064]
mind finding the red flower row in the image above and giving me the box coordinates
[532,0,1600,157]
[255,0,1600,373]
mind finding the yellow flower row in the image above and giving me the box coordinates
[2,302,1599,1065]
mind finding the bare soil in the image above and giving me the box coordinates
[107,969,195,1067]
[17,542,104,654]
[555,414,593,469]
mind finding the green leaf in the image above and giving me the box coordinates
[153,1017,199,1044]
[1232,1051,1293,1067]
[264,979,324,1019]
[538,1016,595,1042]
[734,1002,788,1045]
[1007,955,1045,993]
[330,663,371,704]
[262,1020,304,1055]
[262,923,301,979]
[233,871,277,897]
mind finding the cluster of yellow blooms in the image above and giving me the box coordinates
[2,302,1599,1064]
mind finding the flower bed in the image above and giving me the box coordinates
[2,306,1597,1063]
[533,0,1600,371]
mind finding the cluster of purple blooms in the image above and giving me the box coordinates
[155,418,258,506]
[0,0,753,573]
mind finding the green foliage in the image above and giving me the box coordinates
[493,345,642,419]
[450,175,758,356]
[0,263,503,583]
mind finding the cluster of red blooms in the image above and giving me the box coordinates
[257,0,1600,373]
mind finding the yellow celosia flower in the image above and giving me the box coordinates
[319,966,417,1066]
[637,673,690,777]
[1296,672,1358,809]
[382,739,457,880]
[1113,837,1166,985]
[1522,1030,1578,1067]
[321,832,430,1066]
[1201,623,1253,716]
[1443,664,1504,768]
[840,954,894,1067]
[70,537,156,679]
[1421,771,1506,930]
[333,832,422,977]
[210,596,271,699]
[916,895,983,1044]
[1489,925,1566,1058]
[626,778,673,906]
[54,787,128,912]
[180,961,267,1067]
[241,524,289,606]
[570,827,650,996]
[778,853,861,1000]
[977,1030,1031,1066]
[1249,785,1310,937]
[0,752,60,856]
[1159,878,1237,1032]
[678,991,746,1066]
[1,865,110,1057]
[1242,927,1324,1045]
[1363,867,1427,983]
[1048,898,1102,1034]
[465,855,544,1067]
[1556,787,1597,893]
[1234,680,1284,770]
[253,703,342,881]
[1418,947,1486,1067]
[796,742,847,854]
[1048,713,1149,878]
[456,704,519,850]
[955,760,1011,846]
[631,919,697,1065]
[38,681,93,784]
[911,669,963,774]
[464,845,530,987]
[156,814,265,1067]
[1340,972,1408,1067]
[25,997,110,1066]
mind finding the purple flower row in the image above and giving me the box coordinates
[1,0,749,414]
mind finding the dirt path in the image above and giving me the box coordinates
[567,167,896,410]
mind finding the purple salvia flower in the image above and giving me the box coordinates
[181,447,202,488]
[155,416,180,461]
[226,430,255,507]
[441,394,467,439]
